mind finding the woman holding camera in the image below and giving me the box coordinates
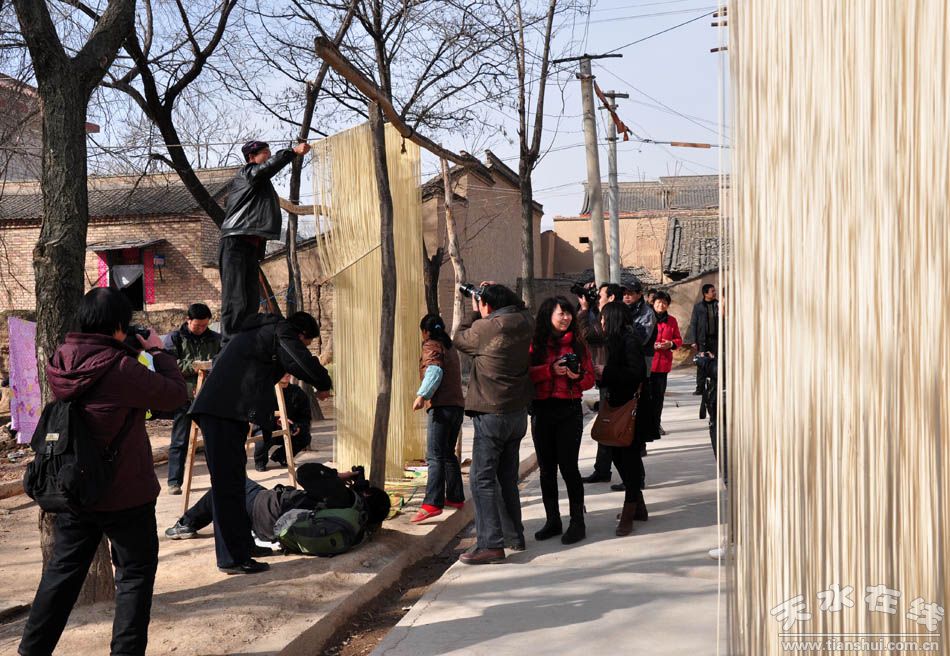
[529,296,595,544]
[598,301,649,536]
[411,314,466,523]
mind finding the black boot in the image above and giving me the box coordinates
[535,490,563,540]
[534,517,563,540]
[561,504,586,545]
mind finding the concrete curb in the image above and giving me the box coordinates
[274,451,540,656]
[0,445,170,502]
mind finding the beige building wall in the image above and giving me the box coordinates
[553,216,670,279]
[425,172,542,328]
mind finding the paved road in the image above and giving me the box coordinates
[373,371,728,656]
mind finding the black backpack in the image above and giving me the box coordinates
[23,400,134,513]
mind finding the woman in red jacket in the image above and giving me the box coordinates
[529,296,595,545]
[650,291,683,434]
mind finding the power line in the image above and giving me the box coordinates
[605,9,717,54]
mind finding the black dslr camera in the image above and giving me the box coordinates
[123,325,151,350]
[348,465,369,493]
[559,352,581,374]
[458,283,484,300]
[569,282,598,304]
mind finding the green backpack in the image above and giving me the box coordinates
[274,496,367,557]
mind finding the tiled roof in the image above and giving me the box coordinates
[0,172,234,221]
[580,174,723,214]
[556,266,660,288]
[662,215,721,278]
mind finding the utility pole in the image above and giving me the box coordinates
[603,90,629,284]
[554,52,621,285]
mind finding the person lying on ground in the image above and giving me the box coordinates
[165,463,390,557]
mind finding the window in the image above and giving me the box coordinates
[579,236,590,244]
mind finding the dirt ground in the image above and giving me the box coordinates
[0,410,490,656]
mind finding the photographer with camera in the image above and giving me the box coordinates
[19,289,187,656]
[528,297,595,546]
[577,283,625,484]
[165,463,390,556]
[188,312,332,575]
[453,282,534,565]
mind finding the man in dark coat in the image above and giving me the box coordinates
[218,139,310,342]
[162,302,221,494]
[252,373,312,471]
[19,289,187,656]
[188,311,332,574]
[690,283,719,394]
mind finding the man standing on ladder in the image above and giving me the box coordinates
[219,140,311,342]
[189,312,332,574]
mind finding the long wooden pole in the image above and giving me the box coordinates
[314,37,487,174]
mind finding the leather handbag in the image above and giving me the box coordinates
[590,385,642,447]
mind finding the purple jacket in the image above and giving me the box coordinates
[46,333,187,512]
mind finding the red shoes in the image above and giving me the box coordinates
[410,501,465,523]
[410,504,443,523]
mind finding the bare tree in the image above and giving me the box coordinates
[496,0,563,309]
[12,0,136,605]
[100,0,241,226]
[238,0,358,315]
[300,0,509,485]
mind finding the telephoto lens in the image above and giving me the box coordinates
[458,283,482,299]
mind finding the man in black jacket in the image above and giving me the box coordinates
[219,140,311,342]
[188,312,332,574]
[690,283,719,394]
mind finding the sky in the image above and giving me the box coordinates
[430,0,731,228]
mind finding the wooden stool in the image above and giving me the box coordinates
[181,364,298,513]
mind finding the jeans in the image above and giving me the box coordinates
[611,444,645,503]
[532,399,584,520]
[650,372,669,426]
[422,406,465,507]
[195,414,252,568]
[219,236,261,343]
[181,478,265,531]
[19,502,159,656]
[470,409,527,550]
[166,402,193,487]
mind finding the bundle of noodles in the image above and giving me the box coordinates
[726,1,949,652]
[310,123,425,479]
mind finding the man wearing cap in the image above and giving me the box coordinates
[218,140,311,342]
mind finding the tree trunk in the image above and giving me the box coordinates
[441,159,468,337]
[367,103,396,488]
[422,245,443,315]
[32,74,117,605]
[285,213,301,315]
[518,158,535,309]
[16,0,136,604]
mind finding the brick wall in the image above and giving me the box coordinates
[0,214,222,315]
